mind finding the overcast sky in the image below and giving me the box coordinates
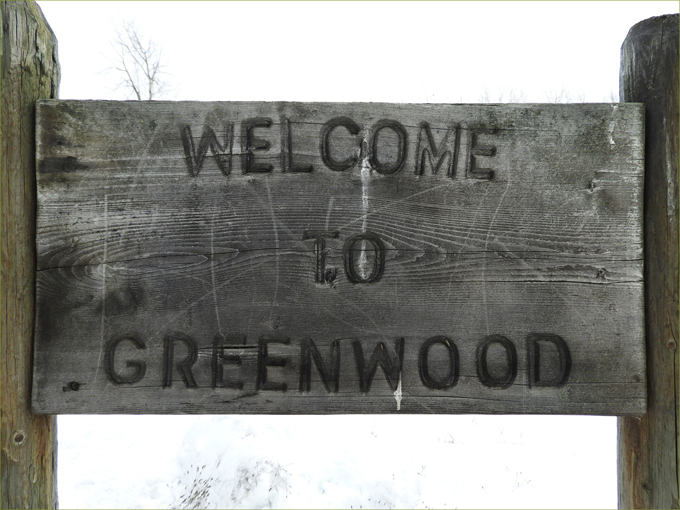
[39,1,678,104]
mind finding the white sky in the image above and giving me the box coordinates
[34,2,678,508]
[39,1,678,104]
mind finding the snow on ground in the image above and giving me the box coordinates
[57,414,616,509]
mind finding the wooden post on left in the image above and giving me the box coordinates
[1,2,60,508]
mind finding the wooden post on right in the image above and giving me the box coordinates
[618,13,679,510]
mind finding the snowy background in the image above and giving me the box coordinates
[37,2,677,508]
[58,414,619,509]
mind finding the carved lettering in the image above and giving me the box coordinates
[104,335,147,385]
[303,230,339,284]
[181,124,234,177]
[527,333,571,387]
[241,117,274,173]
[415,122,460,177]
[100,332,572,393]
[369,119,407,174]
[466,126,497,180]
[212,333,248,390]
[320,116,362,171]
[256,335,290,391]
[299,338,340,393]
[418,336,459,390]
[282,118,313,173]
[177,116,505,181]
[162,333,198,388]
[352,338,404,393]
[476,335,517,389]
[343,232,386,284]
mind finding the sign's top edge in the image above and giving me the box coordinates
[35,99,645,108]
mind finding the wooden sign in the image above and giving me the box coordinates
[32,100,645,415]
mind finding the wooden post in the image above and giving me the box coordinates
[618,14,679,510]
[1,1,60,508]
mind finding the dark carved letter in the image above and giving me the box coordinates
[476,335,517,389]
[415,122,459,177]
[303,230,339,284]
[181,124,234,177]
[282,118,313,172]
[162,333,198,388]
[212,333,247,390]
[527,333,571,387]
[418,336,459,390]
[299,338,340,393]
[320,116,361,171]
[256,335,290,391]
[370,119,407,175]
[242,117,274,173]
[352,338,404,393]
[343,232,386,284]
[467,126,497,180]
[104,335,147,385]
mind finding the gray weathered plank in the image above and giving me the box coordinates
[33,100,645,415]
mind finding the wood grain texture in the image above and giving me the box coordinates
[617,14,679,510]
[1,2,59,508]
[32,100,645,415]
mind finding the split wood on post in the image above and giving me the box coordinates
[1,1,59,509]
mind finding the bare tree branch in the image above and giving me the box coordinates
[544,87,586,103]
[478,87,527,103]
[108,21,169,100]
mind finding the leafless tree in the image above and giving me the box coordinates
[544,87,586,103]
[109,21,169,100]
[478,87,527,103]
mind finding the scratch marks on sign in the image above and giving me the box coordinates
[607,104,618,147]
[394,373,403,410]
[93,194,109,384]
[358,143,372,277]
[324,196,335,230]
[485,183,511,248]
[210,209,223,335]
[360,141,371,233]
[168,268,261,332]
[320,290,390,338]
[246,181,312,253]
[337,182,453,231]
[481,182,511,333]
[117,119,162,243]
[157,186,313,333]
[449,185,492,298]
[265,180,280,321]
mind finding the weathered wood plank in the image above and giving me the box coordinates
[1,2,59,508]
[617,14,679,510]
[32,100,645,415]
